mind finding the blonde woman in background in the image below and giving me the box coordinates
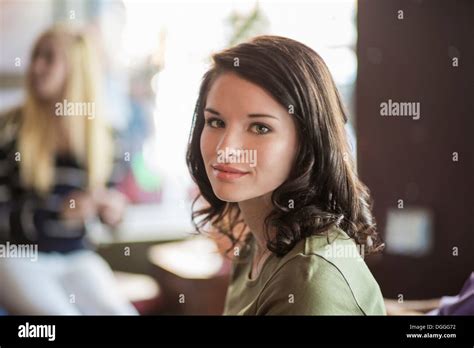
[0,25,137,315]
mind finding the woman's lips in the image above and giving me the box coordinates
[211,164,249,181]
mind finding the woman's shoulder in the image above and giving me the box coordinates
[275,226,363,269]
[278,226,373,276]
[259,227,386,315]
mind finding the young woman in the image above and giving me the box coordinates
[0,26,136,315]
[187,36,386,315]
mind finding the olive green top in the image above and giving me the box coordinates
[223,227,386,315]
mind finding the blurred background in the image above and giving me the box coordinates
[0,0,472,315]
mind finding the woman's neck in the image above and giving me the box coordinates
[238,193,274,252]
[52,117,72,156]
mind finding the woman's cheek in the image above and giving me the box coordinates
[257,140,294,181]
[200,129,213,162]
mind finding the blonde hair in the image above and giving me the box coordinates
[19,25,114,195]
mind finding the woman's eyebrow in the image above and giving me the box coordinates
[204,107,220,115]
[204,108,278,120]
[248,113,279,120]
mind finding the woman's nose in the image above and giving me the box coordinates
[216,128,244,154]
[32,58,47,77]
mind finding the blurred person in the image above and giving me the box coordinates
[187,36,386,315]
[385,272,474,315]
[0,25,137,315]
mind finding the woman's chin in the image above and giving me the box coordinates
[212,187,249,203]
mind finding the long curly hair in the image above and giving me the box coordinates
[186,35,384,257]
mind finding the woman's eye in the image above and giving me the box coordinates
[206,118,225,128]
[250,123,271,135]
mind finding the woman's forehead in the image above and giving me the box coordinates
[206,72,286,117]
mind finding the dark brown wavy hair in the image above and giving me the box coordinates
[186,35,384,257]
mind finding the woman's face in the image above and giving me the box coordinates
[200,72,298,203]
[29,36,67,102]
